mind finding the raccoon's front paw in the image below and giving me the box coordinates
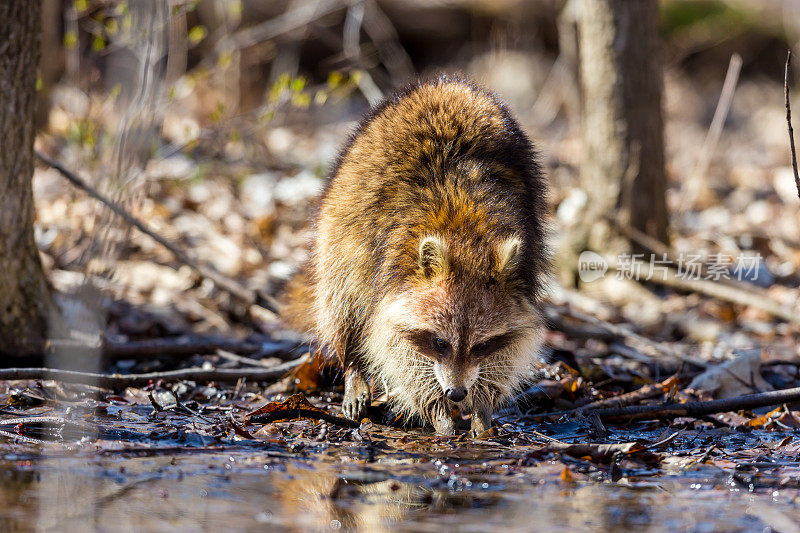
[342,368,371,421]
[469,408,493,437]
[430,403,456,435]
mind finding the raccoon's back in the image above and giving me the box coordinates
[317,77,548,299]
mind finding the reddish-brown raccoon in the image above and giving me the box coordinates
[283,76,549,435]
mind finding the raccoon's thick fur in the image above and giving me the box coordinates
[283,76,549,435]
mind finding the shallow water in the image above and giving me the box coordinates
[2,440,798,533]
[1,384,799,532]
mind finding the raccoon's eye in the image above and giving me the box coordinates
[430,336,451,355]
[472,332,517,358]
[472,341,491,357]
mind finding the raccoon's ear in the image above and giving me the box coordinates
[419,235,448,276]
[496,235,522,276]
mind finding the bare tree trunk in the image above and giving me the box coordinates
[0,1,53,358]
[565,0,668,274]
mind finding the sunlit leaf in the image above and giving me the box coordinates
[291,92,311,108]
[209,102,225,122]
[217,51,233,69]
[228,0,243,16]
[747,406,783,428]
[92,36,106,52]
[290,77,306,92]
[188,25,207,44]
[64,31,78,49]
[327,71,344,89]
[105,19,119,36]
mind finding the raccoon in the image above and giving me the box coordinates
[283,76,549,435]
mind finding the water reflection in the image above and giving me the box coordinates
[273,468,498,532]
[0,453,795,532]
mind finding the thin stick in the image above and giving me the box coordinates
[224,0,342,51]
[35,151,280,315]
[570,385,800,421]
[682,53,742,210]
[785,50,800,200]
[0,355,306,390]
[248,408,360,428]
[543,306,616,341]
[575,373,679,411]
[539,441,642,460]
[103,336,298,361]
[561,306,708,368]
[362,0,415,83]
[216,349,280,368]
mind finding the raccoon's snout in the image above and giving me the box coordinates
[445,387,467,403]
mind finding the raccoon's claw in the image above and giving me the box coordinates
[342,389,371,421]
[342,367,371,421]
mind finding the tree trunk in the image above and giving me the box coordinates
[565,0,668,275]
[0,1,53,358]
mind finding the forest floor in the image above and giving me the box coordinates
[5,50,800,530]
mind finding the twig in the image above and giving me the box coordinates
[216,349,280,368]
[221,0,342,52]
[343,0,383,105]
[538,441,643,460]
[560,305,707,368]
[543,306,616,341]
[0,428,48,445]
[682,53,742,210]
[361,0,414,83]
[102,336,299,361]
[785,50,800,200]
[0,355,306,390]
[575,374,679,411]
[35,150,281,316]
[568,385,800,421]
[248,408,360,428]
[608,342,673,368]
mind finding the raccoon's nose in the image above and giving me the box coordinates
[445,387,467,403]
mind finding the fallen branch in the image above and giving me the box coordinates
[0,355,306,390]
[102,336,299,361]
[785,50,800,200]
[539,441,644,460]
[35,150,281,316]
[216,350,281,368]
[571,385,800,421]
[575,373,680,411]
[248,408,360,428]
